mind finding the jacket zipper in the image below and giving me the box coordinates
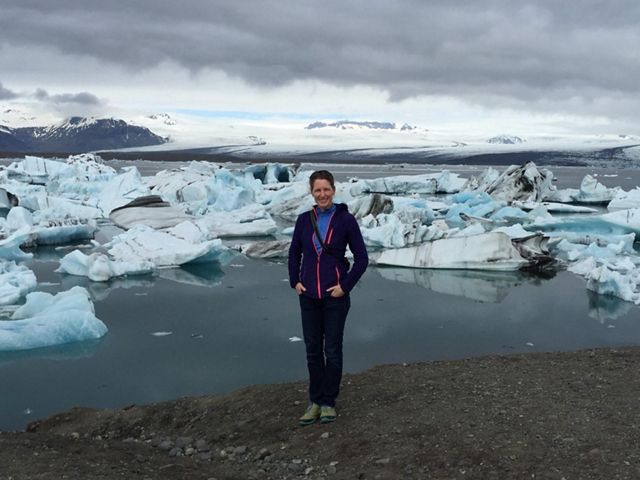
[312,208,337,299]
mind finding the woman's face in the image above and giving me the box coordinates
[311,179,335,210]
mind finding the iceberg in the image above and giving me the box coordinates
[0,187,18,209]
[0,227,33,261]
[479,162,554,203]
[608,187,640,211]
[0,286,107,352]
[238,239,292,259]
[0,260,37,305]
[5,156,72,184]
[197,205,278,237]
[529,208,640,236]
[56,250,155,282]
[106,224,236,267]
[98,167,151,215]
[573,175,620,204]
[109,195,193,230]
[372,232,550,271]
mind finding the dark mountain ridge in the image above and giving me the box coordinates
[0,117,167,153]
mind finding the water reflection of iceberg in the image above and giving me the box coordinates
[0,336,103,364]
[375,267,531,303]
[587,289,632,323]
[59,274,156,301]
[157,263,225,287]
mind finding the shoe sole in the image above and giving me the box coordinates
[299,418,319,426]
[320,416,336,424]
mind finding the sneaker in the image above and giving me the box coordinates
[299,403,321,426]
[320,405,336,423]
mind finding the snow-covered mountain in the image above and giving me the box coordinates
[306,120,397,130]
[487,135,525,145]
[0,117,167,153]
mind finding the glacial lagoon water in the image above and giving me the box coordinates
[1,161,640,431]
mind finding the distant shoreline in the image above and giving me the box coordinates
[0,149,595,166]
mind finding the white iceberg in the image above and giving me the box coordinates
[106,224,236,267]
[0,260,37,305]
[98,167,151,215]
[0,286,107,352]
[608,187,640,211]
[0,227,33,261]
[573,175,620,204]
[56,250,155,282]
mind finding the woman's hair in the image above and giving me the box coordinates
[309,170,335,191]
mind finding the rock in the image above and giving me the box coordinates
[305,466,314,475]
[195,439,210,452]
[375,458,391,464]
[320,432,330,439]
[70,432,80,440]
[185,447,195,456]
[256,447,271,460]
[169,447,181,457]
[158,440,173,451]
[199,452,213,461]
[327,465,337,474]
[288,462,303,472]
[234,445,248,455]
[149,436,161,447]
[175,436,193,449]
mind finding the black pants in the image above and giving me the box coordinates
[299,294,351,407]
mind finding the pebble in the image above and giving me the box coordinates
[327,465,337,474]
[256,448,271,460]
[158,440,173,451]
[195,439,210,452]
[70,432,80,440]
[375,458,391,465]
[288,463,303,472]
[234,445,248,455]
[175,436,193,449]
[169,447,181,457]
[320,432,330,439]
[185,447,195,456]
[199,452,213,461]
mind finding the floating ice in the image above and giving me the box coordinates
[478,162,554,203]
[106,224,236,267]
[372,232,549,271]
[573,175,620,204]
[608,187,640,211]
[56,250,154,282]
[109,195,192,230]
[238,239,291,258]
[98,167,151,215]
[0,286,107,352]
[0,260,37,305]
[0,227,33,261]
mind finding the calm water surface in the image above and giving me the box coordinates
[1,161,640,430]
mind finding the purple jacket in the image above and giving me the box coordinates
[288,203,368,298]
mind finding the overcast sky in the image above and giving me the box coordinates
[1,0,638,135]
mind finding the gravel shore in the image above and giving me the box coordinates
[2,347,640,479]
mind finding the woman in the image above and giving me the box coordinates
[288,170,368,425]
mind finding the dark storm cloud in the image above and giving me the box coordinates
[34,88,102,105]
[0,82,18,100]
[1,0,639,102]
